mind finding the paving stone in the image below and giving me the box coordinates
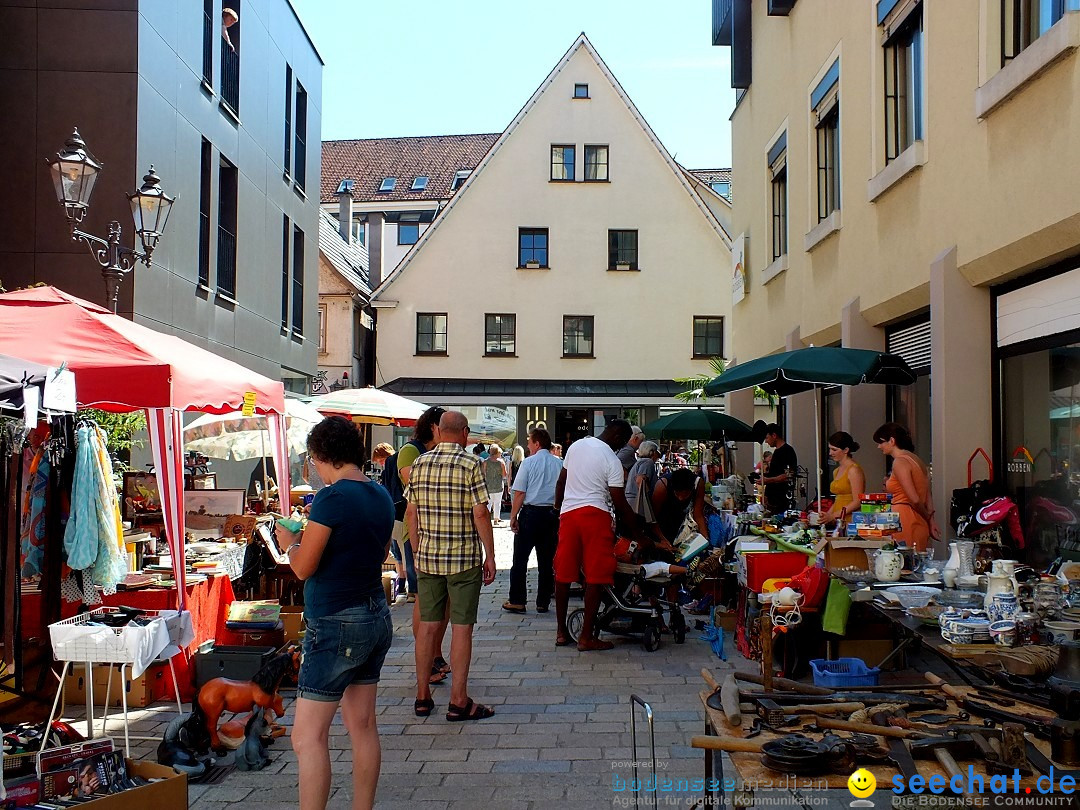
[491,759,571,773]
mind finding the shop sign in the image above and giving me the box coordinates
[525,406,549,435]
[309,370,328,395]
[732,233,747,305]
[43,364,76,413]
[241,391,257,417]
[1007,446,1033,474]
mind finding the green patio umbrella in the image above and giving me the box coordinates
[644,409,755,441]
[703,346,916,511]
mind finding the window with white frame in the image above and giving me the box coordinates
[318,304,327,353]
[768,133,788,261]
[882,1,923,163]
[812,60,840,222]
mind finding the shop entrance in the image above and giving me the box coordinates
[555,408,593,449]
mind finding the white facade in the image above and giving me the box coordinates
[371,35,732,447]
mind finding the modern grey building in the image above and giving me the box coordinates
[0,0,322,390]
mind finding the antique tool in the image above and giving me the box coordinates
[869,713,920,779]
[740,690,946,709]
[760,733,854,775]
[814,717,932,740]
[1047,642,1080,766]
[999,723,1031,775]
[754,698,787,726]
[785,701,865,715]
[909,735,978,782]
[1023,739,1080,781]
[760,614,773,692]
[702,668,742,728]
[949,725,1002,764]
[924,673,1053,738]
[691,735,769,754]
[909,712,970,725]
[733,670,832,695]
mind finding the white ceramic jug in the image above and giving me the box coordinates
[874,548,904,582]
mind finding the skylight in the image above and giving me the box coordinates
[378,177,396,192]
[450,170,471,191]
[336,179,355,194]
[411,176,429,191]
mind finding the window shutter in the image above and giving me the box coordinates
[886,319,931,371]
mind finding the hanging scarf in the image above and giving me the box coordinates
[63,425,126,591]
[19,446,49,578]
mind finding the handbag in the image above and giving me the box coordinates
[633,484,655,524]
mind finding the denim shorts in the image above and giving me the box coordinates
[297,597,393,702]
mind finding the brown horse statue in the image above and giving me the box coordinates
[196,644,300,752]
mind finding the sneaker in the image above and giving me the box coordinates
[406,593,416,603]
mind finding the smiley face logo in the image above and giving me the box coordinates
[848,768,876,799]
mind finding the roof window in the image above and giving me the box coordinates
[450,170,471,191]
[378,177,396,193]
[336,179,355,194]
[411,176,429,191]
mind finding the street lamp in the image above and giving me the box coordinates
[48,128,175,313]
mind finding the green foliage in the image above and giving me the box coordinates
[78,409,146,471]
[674,357,780,406]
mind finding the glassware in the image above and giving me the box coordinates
[1034,582,1063,621]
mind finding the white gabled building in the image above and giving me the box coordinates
[370,34,733,448]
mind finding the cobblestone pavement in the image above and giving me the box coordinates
[61,527,856,808]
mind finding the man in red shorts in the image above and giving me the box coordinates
[553,418,646,651]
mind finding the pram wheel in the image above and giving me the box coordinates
[566,609,585,644]
[642,624,661,652]
[672,613,686,645]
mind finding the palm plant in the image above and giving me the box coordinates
[674,357,776,405]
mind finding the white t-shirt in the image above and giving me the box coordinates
[560,436,624,515]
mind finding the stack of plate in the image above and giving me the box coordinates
[958,617,992,642]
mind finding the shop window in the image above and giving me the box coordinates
[608,230,638,270]
[584,145,609,181]
[563,315,594,357]
[416,313,447,355]
[883,4,923,163]
[693,317,724,359]
[551,145,575,181]
[484,313,516,355]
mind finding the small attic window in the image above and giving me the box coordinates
[336,179,355,194]
[378,177,396,193]
[411,176,429,191]
[450,170,471,191]
[574,83,589,99]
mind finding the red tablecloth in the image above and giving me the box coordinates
[24,575,239,702]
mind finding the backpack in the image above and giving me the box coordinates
[381,440,423,521]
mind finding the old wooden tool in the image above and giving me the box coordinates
[734,670,832,695]
[814,716,932,739]
[691,734,769,754]
[702,668,743,727]
[760,614,773,692]
[909,735,978,783]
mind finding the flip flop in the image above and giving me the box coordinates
[555,636,573,647]
[445,697,495,722]
[414,698,435,717]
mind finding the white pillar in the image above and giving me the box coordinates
[841,297,887,490]
[930,246,992,547]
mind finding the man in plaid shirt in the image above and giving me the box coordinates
[406,410,497,721]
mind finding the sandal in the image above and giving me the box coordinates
[429,667,447,685]
[555,635,573,647]
[433,656,451,675]
[445,697,495,722]
[414,698,435,717]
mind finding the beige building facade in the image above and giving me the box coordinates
[716,0,1080,562]
[316,208,373,392]
[371,35,733,449]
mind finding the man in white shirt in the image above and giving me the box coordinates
[553,419,645,651]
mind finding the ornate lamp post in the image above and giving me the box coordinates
[48,128,175,314]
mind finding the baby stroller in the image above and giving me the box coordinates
[565,562,687,652]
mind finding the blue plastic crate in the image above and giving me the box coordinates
[809,657,880,688]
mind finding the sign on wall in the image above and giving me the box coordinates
[732,233,748,305]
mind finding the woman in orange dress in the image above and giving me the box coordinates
[873,422,940,552]
[818,431,865,525]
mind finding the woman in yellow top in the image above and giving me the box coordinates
[818,431,865,525]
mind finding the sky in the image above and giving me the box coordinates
[289,0,736,169]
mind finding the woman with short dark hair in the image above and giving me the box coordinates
[276,415,394,810]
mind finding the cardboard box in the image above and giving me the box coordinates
[816,538,889,571]
[82,759,186,810]
[63,663,172,709]
[280,605,304,643]
[836,639,900,670]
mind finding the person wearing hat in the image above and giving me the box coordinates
[617,425,646,479]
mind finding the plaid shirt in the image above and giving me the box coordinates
[406,442,487,576]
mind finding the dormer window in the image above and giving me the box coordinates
[378,177,396,193]
[450,170,471,191]
[574,83,589,99]
[411,176,429,191]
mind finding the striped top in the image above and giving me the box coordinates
[406,442,487,576]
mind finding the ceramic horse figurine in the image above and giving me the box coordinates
[196,644,300,752]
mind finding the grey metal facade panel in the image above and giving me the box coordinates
[383,378,685,398]
[132,0,322,380]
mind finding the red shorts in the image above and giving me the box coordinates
[554,506,617,586]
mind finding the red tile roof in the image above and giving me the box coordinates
[320,134,501,204]
[688,168,732,184]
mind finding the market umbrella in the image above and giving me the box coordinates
[183,398,325,460]
[644,409,755,441]
[310,386,428,426]
[704,346,917,510]
[0,353,72,414]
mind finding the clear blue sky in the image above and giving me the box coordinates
[289,0,735,169]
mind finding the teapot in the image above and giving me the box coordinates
[873,547,904,583]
